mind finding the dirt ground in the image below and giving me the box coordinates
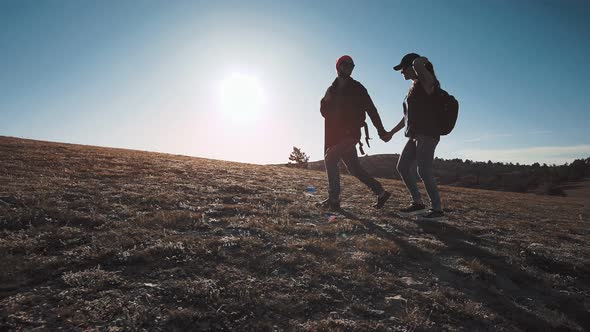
[1,136,589,331]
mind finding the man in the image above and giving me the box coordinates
[317,55,391,210]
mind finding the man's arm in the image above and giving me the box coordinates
[320,87,334,118]
[362,89,388,138]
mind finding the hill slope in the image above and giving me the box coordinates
[1,136,589,331]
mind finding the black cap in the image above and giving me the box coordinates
[393,53,421,71]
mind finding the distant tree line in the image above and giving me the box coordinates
[304,154,590,196]
[430,157,590,195]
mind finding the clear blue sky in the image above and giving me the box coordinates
[1,0,589,165]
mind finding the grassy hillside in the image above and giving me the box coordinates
[1,136,589,331]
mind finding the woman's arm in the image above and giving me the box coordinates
[391,117,405,134]
[412,57,436,95]
[382,117,405,142]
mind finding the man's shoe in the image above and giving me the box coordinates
[416,209,446,222]
[397,203,427,217]
[373,191,391,209]
[315,198,341,210]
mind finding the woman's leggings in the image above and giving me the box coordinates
[396,135,442,211]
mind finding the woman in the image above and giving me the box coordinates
[384,53,445,221]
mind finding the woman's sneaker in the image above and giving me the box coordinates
[416,209,446,222]
[397,203,427,217]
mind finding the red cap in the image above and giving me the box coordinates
[336,55,354,70]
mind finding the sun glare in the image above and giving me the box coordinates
[217,72,268,122]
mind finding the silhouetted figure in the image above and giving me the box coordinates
[384,53,445,221]
[317,55,391,210]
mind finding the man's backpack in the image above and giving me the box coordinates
[435,88,459,135]
[346,108,371,155]
[343,95,371,155]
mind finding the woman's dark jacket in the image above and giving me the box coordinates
[404,80,441,138]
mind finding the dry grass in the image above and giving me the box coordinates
[1,136,589,331]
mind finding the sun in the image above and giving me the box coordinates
[217,72,268,122]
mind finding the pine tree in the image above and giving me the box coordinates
[288,147,310,169]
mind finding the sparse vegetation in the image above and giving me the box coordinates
[1,136,589,331]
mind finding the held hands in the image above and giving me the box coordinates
[380,130,394,143]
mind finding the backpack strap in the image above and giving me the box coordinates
[363,122,371,148]
[358,122,370,155]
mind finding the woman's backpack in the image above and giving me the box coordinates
[435,88,459,135]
